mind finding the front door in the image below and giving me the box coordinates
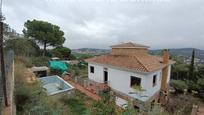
[104,71,108,83]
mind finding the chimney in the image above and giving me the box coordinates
[161,49,170,92]
[163,49,170,64]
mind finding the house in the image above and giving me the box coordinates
[86,42,175,108]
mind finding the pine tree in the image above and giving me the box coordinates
[189,49,195,80]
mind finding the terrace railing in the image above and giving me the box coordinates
[73,76,109,95]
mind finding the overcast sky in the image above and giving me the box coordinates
[3,0,204,49]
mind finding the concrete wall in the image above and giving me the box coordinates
[88,63,162,102]
[1,51,16,115]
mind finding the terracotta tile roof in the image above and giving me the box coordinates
[111,42,150,49]
[86,54,175,73]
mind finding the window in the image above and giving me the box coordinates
[104,71,108,83]
[130,76,141,87]
[90,66,94,73]
[153,75,157,87]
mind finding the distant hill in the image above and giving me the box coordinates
[72,48,204,60]
[72,48,110,55]
[150,48,204,60]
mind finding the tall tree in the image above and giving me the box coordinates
[23,19,65,56]
[189,49,195,80]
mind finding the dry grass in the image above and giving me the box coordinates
[15,63,37,84]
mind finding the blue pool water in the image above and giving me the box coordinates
[39,75,74,95]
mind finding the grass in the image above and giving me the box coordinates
[70,64,88,77]
[15,56,50,68]
[59,90,95,115]
[65,99,87,115]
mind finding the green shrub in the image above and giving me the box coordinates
[186,80,199,92]
[171,80,188,93]
[15,56,49,68]
[90,101,116,115]
[63,98,87,115]
[4,38,40,57]
[51,46,71,59]
[197,78,204,100]
[70,64,88,76]
[15,84,32,112]
[166,95,201,115]
[122,101,138,115]
[89,92,116,115]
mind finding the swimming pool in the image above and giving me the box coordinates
[39,75,74,96]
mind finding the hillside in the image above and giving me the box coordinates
[73,48,204,60]
[150,48,204,59]
[72,48,110,54]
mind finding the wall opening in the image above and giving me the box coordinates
[153,75,157,87]
[130,76,141,88]
[90,66,94,73]
[104,71,108,83]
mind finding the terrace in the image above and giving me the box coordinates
[63,75,109,100]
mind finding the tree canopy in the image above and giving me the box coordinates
[4,38,40,56]
[52,46,71,59]
[23,19,65,56]
[189,49,195,80]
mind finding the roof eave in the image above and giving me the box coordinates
[87,61,161,75]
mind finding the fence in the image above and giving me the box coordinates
[0,50,15,115]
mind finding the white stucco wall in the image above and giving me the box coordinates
[88,63,163,102]
[88,64,105,83]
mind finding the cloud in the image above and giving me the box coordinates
[3,0,204,49]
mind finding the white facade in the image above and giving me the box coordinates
[88,63,171,102]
